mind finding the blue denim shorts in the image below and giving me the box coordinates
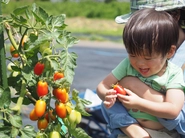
[101,101,138,138]
[101,101,185,137]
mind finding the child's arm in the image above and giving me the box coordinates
[119,76,165,102]
[96,73,118,101]
[97,74,150,137]
[118,87,184,119]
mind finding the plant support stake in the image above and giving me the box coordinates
[0,1,8,88]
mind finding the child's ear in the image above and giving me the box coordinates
[167,45,176,59]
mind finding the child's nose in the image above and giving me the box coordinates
[136,59,145,67]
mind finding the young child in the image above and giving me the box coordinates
[97,8,185,138]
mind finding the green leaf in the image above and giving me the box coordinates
[0,87,11,108]
[51,14,66,28]
[11,66,21,72]
[1,0,9,4]
[13,6,29,15]
[11,127,19,138]
[9,114,22,128]
[57,33,79,48]
[20,125,36,138]
[60,51,78,84]
[0,133,9,138]
[72,90,91,116]
[0,126,11,136]
[70,127,91,138]
[32,6,49,25]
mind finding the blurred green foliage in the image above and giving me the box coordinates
[2,1,130,20]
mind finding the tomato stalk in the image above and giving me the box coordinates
[4,22,28,65]
[26,92,36,103]
[11,79,27,114]
[4,22,19,50]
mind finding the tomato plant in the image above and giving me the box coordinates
[113,84,127,95]
[0,2,92,138]
[37,80,48,97]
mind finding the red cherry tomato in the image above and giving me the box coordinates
[35,100,46,117]
[37,80,48,97]
[113,84,127,95]
[34,62,45,75]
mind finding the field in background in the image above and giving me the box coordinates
[66,17,124,42]
[2,1,128,42]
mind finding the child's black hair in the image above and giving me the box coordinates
[123,8,179,57]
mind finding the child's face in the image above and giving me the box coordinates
[128,51,168,77]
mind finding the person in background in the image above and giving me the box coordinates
[97,1,185,138]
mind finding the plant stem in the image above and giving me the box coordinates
[11,79,27,115]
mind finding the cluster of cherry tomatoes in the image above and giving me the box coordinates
[29,61,82,133]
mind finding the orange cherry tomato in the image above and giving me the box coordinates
[53,72,64,81]
[34,62,45,76]
[37,118,48,130]
[55,102,67,118]
[29,108,39,121]
[21,35,28,47]
[10,45,19,58]
[53,88,67,103]
[35,100,46,117]
[37,80,48,97]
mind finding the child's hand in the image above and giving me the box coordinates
[117,88,141,109]
[103,89,117,109]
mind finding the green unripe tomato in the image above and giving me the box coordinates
[39,41,50,53]
[7,62,14,72]
[68,110,77,124]
[49,131,61,138]
[75,111,82,124]
[42,48,52,56]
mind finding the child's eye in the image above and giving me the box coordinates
[144,57,152,60]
